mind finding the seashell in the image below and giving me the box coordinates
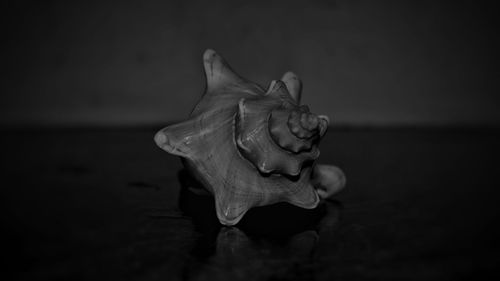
[155,49,346,225]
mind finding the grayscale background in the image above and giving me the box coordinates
[2,0,499,127]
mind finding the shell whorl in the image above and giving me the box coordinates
[235,80,327,177]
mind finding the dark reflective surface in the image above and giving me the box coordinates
[2,128,500,280]
[177,168,343,281]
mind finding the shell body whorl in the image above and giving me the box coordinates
[154,49,345,225]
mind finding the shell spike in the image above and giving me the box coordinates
[202,49,265,95]
[203,49,242,92]
[281,71,302,103]
[216,198,250,226]
[154,120,199,158]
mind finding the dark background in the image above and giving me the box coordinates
[2,1,500,280]
[1,0,499,127]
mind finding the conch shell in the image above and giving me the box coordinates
[155,49,345,225]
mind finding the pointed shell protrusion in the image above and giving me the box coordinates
[203,49,242,92]
[281,72,302,103]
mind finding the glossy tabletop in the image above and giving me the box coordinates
[2,128,499,280]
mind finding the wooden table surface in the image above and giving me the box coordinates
[2,128,499,281]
